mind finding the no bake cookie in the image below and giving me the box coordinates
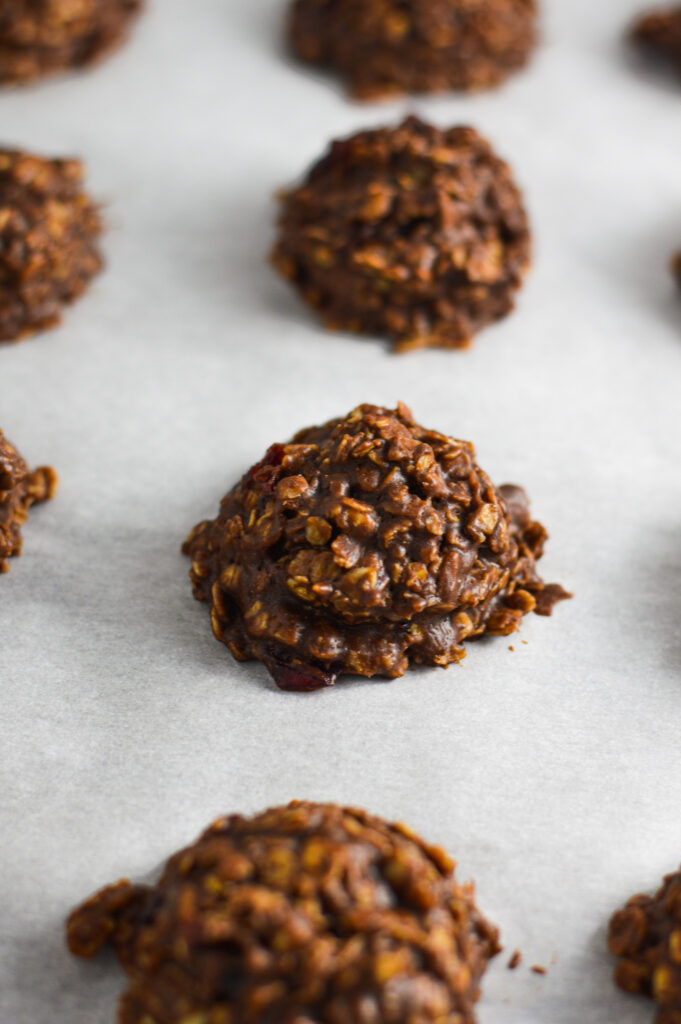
[272,117,531,352]
[67,801,501,1024]
[289,0,538,99]
[0,428,57,572]
[609,867,681,1023]
[183,403,569,691]
[0,0,143,85]
[0,149,103,342]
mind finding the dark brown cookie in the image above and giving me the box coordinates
[608,867,681,1023]
[0,149,103,342]
[0,428,57,572]
[183,403,569,691]
[272,117,531,352]
[630,7,681,76]
[67,801,501,1024]
[289,0,538,99]
[0,0,143,85]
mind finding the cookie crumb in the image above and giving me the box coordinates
[508,949,522,969]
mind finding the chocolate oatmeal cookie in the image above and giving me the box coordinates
[608,867,681,1023]
[183,403,569,691]
[630,7,681,76]
[0,149,103,342]
[288,0,538,99]
[0,0,143,85]
[272,117,530,352]
[0,428,57,572]
[67,801,501,1024]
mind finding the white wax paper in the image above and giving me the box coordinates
[2,1,681,1020]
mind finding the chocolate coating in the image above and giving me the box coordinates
[0,0,143,85]
[67,801,501,1024]
[0,149,103,342]
[609,867,681,1023]
[0,428,57,572]
[272,117,531,352]
[289,0,538,99]
[630,6,681,77]
[183,403,569,691]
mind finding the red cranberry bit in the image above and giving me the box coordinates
[243,444,285,492]
[266,654,337,692]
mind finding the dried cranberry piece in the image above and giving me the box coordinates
[243,444,285,493]
[266,653,337,692]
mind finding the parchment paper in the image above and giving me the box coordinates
[2,1,681,1020]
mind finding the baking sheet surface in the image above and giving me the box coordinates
[2,1,681,1020]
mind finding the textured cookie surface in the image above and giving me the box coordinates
[289,0,538,98]
[67,801,501,1024]
[0,429,57,572]
[0,149,102,342]
[0,0,143,84]
[272,117,530,352]
[609,867,681,1023]
[183,403,569,691]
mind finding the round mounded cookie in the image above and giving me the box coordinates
[0,0,143,85]
[288,0,538,99]
[0,428,57,572]
[271,117,530,353]
[0,149,103,342]
[630,6,681,77]
[608,867,681,1022]
[67,801,501,1024]
[182,403,569,691]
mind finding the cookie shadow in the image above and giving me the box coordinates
[620,40,681,97]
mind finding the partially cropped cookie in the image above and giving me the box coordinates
[272,117,530,352]
[0,428,57,572]
[0,149,102,342]
[67,801,501,1024]
[289,0,538,99]
[608,867,681,1022]
[183,403,569,691]
[630,7,681,76]
[0,0,143,85]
